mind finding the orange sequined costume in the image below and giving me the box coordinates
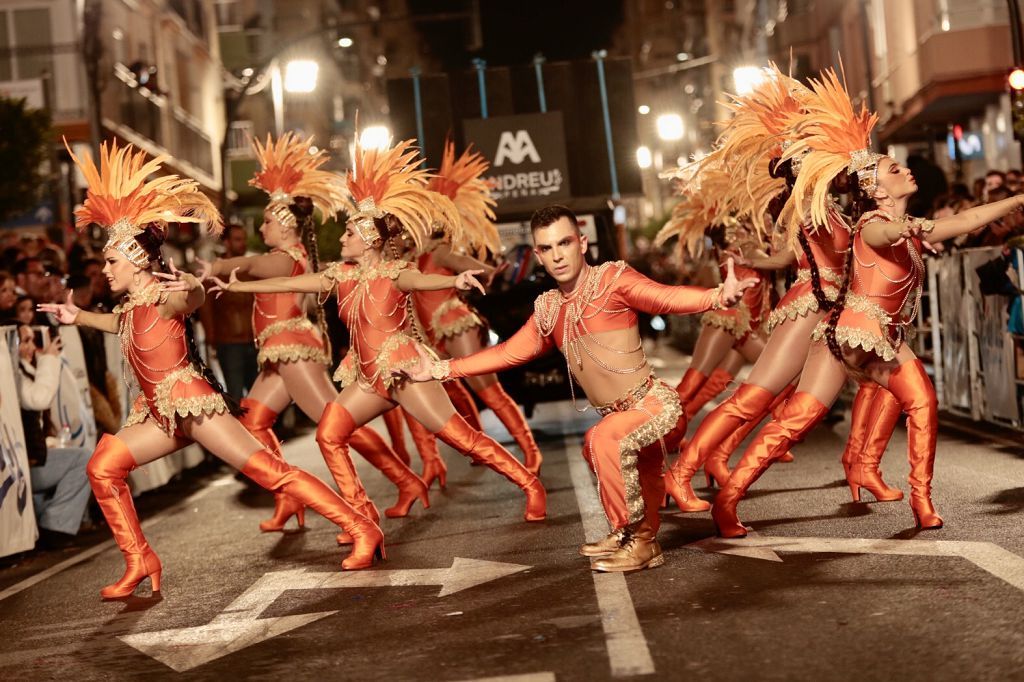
[326,259,424,397]
[812,209,927,360]
[438,261,720,531]
[701,257,771,342]
[252,243,330,368]
[413,249,484,348]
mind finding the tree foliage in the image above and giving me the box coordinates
[0,96,52,223]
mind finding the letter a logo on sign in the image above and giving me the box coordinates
[494,130,541,167]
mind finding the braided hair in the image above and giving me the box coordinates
[770,157,834,313]
[822,173,877,364]
[289,197,332,358]
[135,225,244,417]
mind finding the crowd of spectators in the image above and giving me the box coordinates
[921,165,1024,250]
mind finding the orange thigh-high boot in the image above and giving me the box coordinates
[845,384,903,502]
[443,380,483,431]
[708,383,799,477]
[886,360,942,528]
[241,448,384,569]
[476,382,544,475]
[240,398,304,532]
[676,368,708,411]
[315,403,380,544]
[666,383,776,511]
[711,392,830,538]
[433,414,546,521]
[404,410,447,490]
[87,434,162,599]
[685,366,734,420]
[349,426,430,518]
[382,407,412,466]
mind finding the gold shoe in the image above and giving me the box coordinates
[579,530,624,557]
[591,531,664,572]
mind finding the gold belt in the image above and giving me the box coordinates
[594,374,655,416]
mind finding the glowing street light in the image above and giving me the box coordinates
[656,113,684,141]
[636,145,652,169]
[732,65,765,95]
[337,37,354,48]
[284,60,319,93]
[638,104,650,115]
[1010,67,1024,91]
[360,125,392,150]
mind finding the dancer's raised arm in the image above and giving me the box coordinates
[37,292,119,333]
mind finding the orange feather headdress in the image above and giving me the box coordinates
[428,139,500,257]
[780,67,880,233]
[341,136,459,252]
[65,138,222,268]
[249,133,346,227]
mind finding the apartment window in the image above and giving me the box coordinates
[214,0,241,29]
[0,7,54,82]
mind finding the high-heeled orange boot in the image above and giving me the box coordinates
[242,448,385,569]
[711,392,829,538]
[444,380,483,431]
[477,382,544,475]
[315,403,380,544]
[240,398,306,532]
[887,360,942,529]
[675,368,708,410]
[86,435,162,599]
[669,383,776,508]
[433,414,546,521]
[685,367,734,420]
[846,385,904,502]
[840,383,878,474]
[350,426,430,518]
[405,411,447,490]
[382,407,412,466]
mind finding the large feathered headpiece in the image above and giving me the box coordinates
[780,67,880,233]
[342,136,459,252]
[65,138,222,268]
[655,160,739,258]
[428,139,500,257]
[249,133,347,227]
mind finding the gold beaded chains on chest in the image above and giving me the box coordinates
[536,262,647,412]
[117,288,186,393]
[328,264,406,387]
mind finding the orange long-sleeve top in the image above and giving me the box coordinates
[446,260,720,406]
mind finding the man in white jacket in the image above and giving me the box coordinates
[16,325,92,545]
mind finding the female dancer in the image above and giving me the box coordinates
[199,134,427,534]
[211,138,546,522]
[414,140,543,475]
[42,141,383,598]
[663,69,902,512]
[711,69,1024,536]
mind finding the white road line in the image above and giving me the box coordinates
[564,435,655,678]
[0,473,234,604]
[461,673,556,682]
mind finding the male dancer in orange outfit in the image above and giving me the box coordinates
[402,205,756,571]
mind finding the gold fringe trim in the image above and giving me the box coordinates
[701,305,752,340]
[256,317,317,347]
[123,394,149,428]
[333,332,421,391]
[321,259,409,285]
[113,284,164,314]
[258,343,329,368]
[811,324,898,362]
[431,298,483,340]
[765,288,837,334]
[618,381,682,525]
[152,367,229,434]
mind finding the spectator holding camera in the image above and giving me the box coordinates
[16,324,93,547]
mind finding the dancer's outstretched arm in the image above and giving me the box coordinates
[209,267,325,295]
[615,258,758,315]
[397,268,487,294]
[197,252,294,281]
[864,195,1024,246]
[433,244,497,279]
[38,292,119,333]
[154,261,205,316]
[731,248,796,271]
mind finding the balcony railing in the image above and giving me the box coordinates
[226,120,254,158]
[172,111,214,176]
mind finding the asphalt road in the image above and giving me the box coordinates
[2,362,1024,681]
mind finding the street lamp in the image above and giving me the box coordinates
[732,65,765,95]
[360,125,392,150]
[656,113,684,141]
[284,60,319,93]
[636,145,652,169]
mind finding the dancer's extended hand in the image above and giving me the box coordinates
[195,257,215,283]
[394,344,436,383]
[207,267,241,298]
[719,257,759,308]
[455,269,486,294]
[154,259,200,294]
[37,292,80,325]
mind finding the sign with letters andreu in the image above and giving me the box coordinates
[463,112,571,212]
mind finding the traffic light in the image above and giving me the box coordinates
[1011,68,1024,143]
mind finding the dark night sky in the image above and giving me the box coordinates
[408,0,626,70]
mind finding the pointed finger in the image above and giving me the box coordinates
[725,257,736,282]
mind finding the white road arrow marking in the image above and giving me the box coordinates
[686,535,1024,591]
[119,557,529,672]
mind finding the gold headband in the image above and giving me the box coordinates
[848,148,884,195]
[267,201,297,229]
[349,197,385,246]
[104,218,151,268]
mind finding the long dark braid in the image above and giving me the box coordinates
[823,174,877,364]
[136,226,243,417]
[290,197,332,358]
